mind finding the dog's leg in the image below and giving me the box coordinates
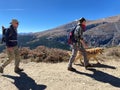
[74,59,77,65]
[73,56,78,65]
[94,57,100,64]
[79,58,84,65]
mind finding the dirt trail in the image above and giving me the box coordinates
[0,58,120,90]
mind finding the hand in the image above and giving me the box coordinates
[84,44,89,49]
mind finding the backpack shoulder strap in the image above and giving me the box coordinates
[73,25,78,31]
[6,27,14,37]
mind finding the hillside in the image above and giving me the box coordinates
[0,15,120,52]
[33,15,120,46]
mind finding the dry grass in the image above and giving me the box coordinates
[106,47,120,58]
[0,46,120,64]
[20,46,69,63]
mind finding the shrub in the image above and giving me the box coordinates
[20,46,69,63]
[20,47,31,59]
[106,49,120,57]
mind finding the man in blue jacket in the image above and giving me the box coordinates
[0,19,23,73]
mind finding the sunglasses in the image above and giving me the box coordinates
[16,23,19,25]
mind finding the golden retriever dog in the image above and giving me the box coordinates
[68,47,104,65]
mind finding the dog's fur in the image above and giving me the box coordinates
[68,48,104,65]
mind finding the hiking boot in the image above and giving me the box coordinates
[85,64,93,70]
[0,66,3,73]
[14,67,24,73]
[68,67,76,71]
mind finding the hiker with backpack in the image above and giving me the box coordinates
[0,19,24,73]
[68,17,92,71]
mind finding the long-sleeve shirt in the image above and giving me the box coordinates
[74,24,84,42]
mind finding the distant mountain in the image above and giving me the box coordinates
[0,15,120,52]
[31,15,120,48]
[19,32,33,35]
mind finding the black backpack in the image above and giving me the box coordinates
[1,26,8,44]
[68,25,77,44]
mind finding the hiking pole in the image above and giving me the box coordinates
[1,26,5,44]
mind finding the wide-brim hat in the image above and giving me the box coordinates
[10,19,19,24]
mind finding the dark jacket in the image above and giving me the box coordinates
[6,25,18,47]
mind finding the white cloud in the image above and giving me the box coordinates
[0,8,24,11]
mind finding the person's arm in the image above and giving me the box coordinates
[74,26,81,42]
[5,29,10,46]
[79,27,88,48]
[5,29,13,51]
[75,26,88,48]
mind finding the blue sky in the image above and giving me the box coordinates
[0,0,120,33]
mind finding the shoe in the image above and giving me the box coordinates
[68,67,76,71]
[85,64,93,70]
[14,67,24,73]
[0,66,3,73]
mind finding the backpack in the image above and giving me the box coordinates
[1,26,8,44]
[68,25,77,45]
